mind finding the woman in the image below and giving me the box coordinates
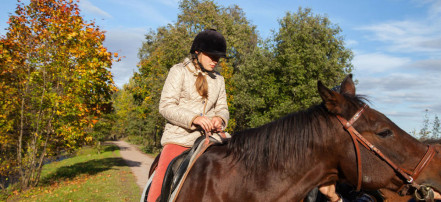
[147,29,229,202]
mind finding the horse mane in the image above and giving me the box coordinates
[226,94,367,174]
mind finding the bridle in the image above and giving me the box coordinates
[336,104,436,199]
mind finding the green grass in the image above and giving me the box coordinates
[6,145,141,202]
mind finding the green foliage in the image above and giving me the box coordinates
[233,8,353,129]
[113,80,162,150]
[88,112,117,153]
[233,45,278,128]
[89,113,116,142]
[111,83,136,139]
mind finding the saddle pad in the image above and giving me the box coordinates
[168,132,230,202]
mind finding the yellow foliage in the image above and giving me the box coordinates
[85,136,93,142]
[0,0,118,188]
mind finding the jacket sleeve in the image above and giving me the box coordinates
[214,76,229,127]
[159,65,198,129]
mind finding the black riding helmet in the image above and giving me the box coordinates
[190,29,227,58]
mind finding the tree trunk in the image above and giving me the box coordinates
[18,63,32,189]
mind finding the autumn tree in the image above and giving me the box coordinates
[0,0,116,189]
[124,0,257,149]
[233,8,353,129]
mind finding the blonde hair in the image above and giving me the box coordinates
[192,57,208,99]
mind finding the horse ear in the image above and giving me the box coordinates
[340,74,355,96]
[318,81,343,114]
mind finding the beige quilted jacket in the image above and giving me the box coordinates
[159,58,229,147]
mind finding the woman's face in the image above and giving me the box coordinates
[196,51,220,71]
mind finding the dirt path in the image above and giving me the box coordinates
[110,140,156,190]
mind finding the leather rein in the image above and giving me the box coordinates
[336,104,436,197]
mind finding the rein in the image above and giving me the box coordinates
[336,104,436,198]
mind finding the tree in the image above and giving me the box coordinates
[0,0,117,189]
[432,115,440,139]
[232,44,278,129]
[112,79,161,151]
[419,109,431,140]
[88,112,116,154]
[233,8,353,129]
[112,82,137,139]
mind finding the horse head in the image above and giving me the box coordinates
[318,74,441,197]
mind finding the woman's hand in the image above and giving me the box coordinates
[193,116,213,132]
[211,117,224,132]
[435,190,441,200]
[319,184,341,202]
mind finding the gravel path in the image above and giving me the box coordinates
[110,140,156,190]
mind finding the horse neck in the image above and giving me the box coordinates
[227,105,342,176]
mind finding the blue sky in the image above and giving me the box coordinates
[1,0,441,133]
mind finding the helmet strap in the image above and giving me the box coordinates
[195,53,216,79]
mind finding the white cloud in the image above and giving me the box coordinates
[432,103,441,112]
[357,73,440,94]
[354,71,441,133]
[344,39,358,47]
[106,0,172,25]
[357,0,441,55]
[418,38,441,50]
[80,0,112,18]
[428,0,441,19]
[407,59,441,72]
[352,52,411,74]
[104,27,146,88]
[358,20,441,53]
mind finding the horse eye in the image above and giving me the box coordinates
[376,129,393,138]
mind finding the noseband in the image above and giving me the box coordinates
[336,104,436,196]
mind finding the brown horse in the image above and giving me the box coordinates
[175,74,441,201]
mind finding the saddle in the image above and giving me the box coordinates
[158,133,229,202]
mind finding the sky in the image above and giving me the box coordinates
[1,0,441,134]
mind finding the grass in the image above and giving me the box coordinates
[5,145,141,202]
